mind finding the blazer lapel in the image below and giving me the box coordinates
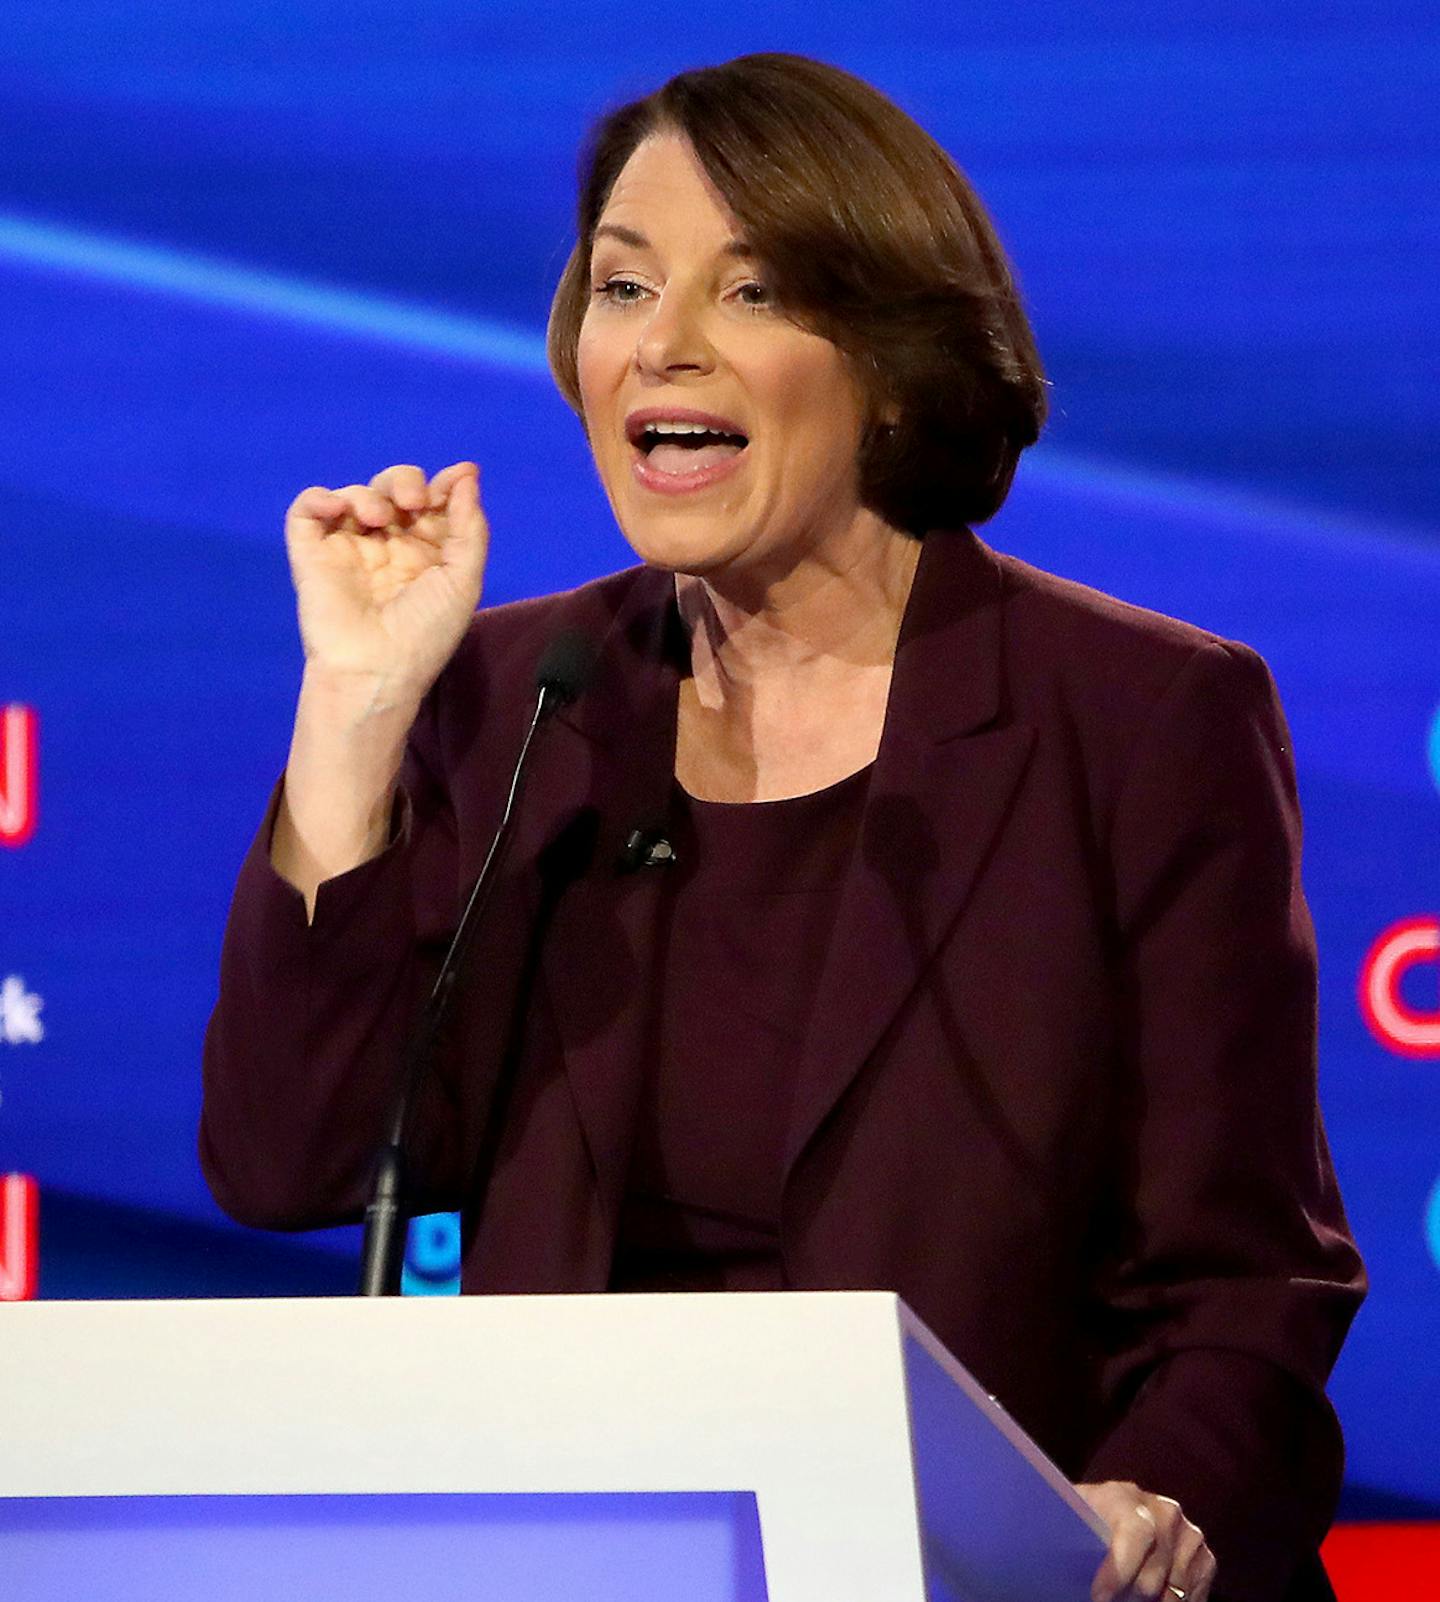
[785,531,1036,1173]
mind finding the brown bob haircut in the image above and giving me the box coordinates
[547,53,1048,533]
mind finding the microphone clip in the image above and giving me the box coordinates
[619,826,677,872]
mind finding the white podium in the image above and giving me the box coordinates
[0,1291,1106,1601]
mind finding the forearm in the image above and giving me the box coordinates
[272,664,422,917]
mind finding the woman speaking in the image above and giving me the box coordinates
[201,53,1363,1602]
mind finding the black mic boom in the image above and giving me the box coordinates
[357,630,594,1296]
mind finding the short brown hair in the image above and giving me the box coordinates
[547,53,1048,531]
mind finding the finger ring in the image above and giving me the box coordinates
[1167,1588,1187,1600]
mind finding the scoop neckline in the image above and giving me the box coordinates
[676,761,875,809]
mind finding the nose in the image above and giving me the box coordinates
[634,284,715,378]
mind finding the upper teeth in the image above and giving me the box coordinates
[643,421,725,436]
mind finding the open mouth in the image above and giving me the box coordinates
[626,414,750,481]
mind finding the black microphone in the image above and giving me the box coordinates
[357,630,595,1296]
[533,630,594,712]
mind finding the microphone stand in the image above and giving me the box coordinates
[357,643,588,1296]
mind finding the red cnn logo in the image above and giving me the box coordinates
[1,704,38,848]
[1359,918,1440,1059]
[0,1173,39,1300]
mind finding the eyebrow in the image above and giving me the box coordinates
[591,223,754,258]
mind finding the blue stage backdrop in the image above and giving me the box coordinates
[1,1,1436,1517]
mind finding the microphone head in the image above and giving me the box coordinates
[534,631,595,711]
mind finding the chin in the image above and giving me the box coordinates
[613,506,752,577]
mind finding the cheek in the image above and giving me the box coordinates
[575,363,616,466]
[771,365,866,467]
[574,331,600,414]
[754,334,863,442]
[574,323,620,417]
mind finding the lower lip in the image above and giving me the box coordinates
[631,446,747,497]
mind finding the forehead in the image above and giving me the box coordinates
[595,133,742,242]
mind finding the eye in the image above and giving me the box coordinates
[594,277,648,305]
[735,281,773,310]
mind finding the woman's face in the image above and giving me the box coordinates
[576,133,875,590]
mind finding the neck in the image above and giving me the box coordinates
[677,513,921,702]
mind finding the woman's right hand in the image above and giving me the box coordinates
[284,460,489,702]
[271,461,488,913]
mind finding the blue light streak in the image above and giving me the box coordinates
[3,211,1434,563]
[0,212,550,374]
[1023,448,1440,567]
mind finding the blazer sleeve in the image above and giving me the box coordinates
[1081,640,1365,1602]
[198,687,467,1230]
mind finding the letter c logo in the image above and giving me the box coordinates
[1359,917,1440,1058]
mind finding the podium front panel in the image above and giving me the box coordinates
[1,1490,767,1602]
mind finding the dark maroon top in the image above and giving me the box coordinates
[609,766,872,1292]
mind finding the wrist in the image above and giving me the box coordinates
[297,661,426,729]
[284,668,420,847]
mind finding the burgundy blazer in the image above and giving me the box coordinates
[202,528,1364,1602]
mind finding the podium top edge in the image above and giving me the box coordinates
[2,1289,907,1314]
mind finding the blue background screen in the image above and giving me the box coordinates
[1,1,1437,1517]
